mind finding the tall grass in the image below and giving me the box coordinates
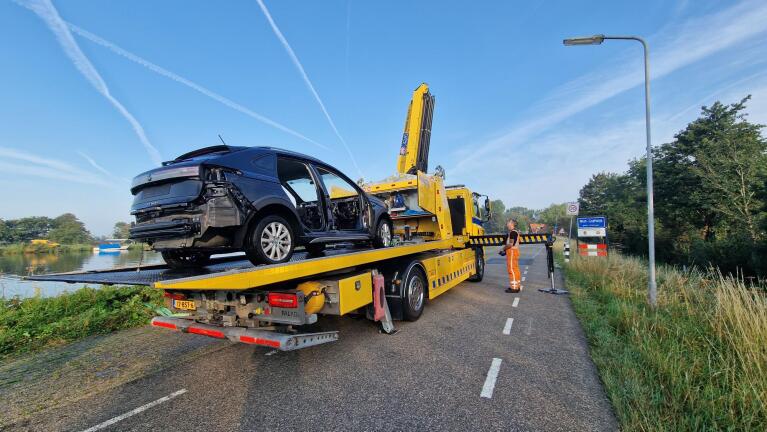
[0,285,163,359]
[565,253,766,431]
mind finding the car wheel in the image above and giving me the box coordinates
[245,215,295,265]
[468,247,485,282]
[373,218,392,248]
[161,250,210,269]
[402,266,426,321]
[305,243,326,256]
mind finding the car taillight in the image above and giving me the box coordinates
[163,292,186,300]
[267,292,298,308]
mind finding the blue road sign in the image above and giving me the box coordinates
[577,216,606,229]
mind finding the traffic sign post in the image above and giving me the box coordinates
[576,216,608,257]
[565,202,579,256]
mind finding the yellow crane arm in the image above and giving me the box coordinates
[396,83,435,175]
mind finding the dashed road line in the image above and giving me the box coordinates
[265,350,278,356]
[502,318,514,335]
[521,276,526,282]
[79,389,187,432]
[512,297,520,308]
[481,358,503,398]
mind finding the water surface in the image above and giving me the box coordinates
[0,249,163,298]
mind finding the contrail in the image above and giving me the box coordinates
[14,0,163,166]
[256,0,363,177]
[67,24,327,150]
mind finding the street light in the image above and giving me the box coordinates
[563,34,658,307]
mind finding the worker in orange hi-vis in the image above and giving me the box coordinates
[500,219,522,293]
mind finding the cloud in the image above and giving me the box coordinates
[0,147,112,186]
[67,24,327,150]
[14,0,163,165]
[451,0,767,176]
[256,0,362,177]
[77,151,130,184]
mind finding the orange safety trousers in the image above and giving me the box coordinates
[506,248,521,290]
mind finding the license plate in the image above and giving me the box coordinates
[174,300,196,310]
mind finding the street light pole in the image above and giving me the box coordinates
[563,34,657,307]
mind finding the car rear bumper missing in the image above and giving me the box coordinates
[150,316,339,351]
[130,220,199,240]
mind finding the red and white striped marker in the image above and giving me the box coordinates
[578,243,608,257]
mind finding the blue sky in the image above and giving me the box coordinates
[2,0,767,236]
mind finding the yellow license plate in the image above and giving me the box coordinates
[174,300,196,311]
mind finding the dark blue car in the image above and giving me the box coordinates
[129,145,392,268]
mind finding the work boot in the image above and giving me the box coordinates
[505,287,520,293]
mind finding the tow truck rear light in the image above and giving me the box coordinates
[163,292,186,300]
[267,292,298,308]
[188,326,225,339]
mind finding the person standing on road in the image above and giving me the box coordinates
[500,219,521,293]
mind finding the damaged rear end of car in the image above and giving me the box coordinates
[129,146,253,263]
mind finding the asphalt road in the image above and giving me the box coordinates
[3,245,617,431]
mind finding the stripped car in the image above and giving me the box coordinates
[129,146,392,268]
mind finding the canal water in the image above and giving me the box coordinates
[0,249,164,299]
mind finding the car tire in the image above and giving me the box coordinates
[245,215,295,265]
[402,266,427,321]
[305,243,326,256]
[161,250,211,269]
[373,218,393,248]
[468,247,485,282]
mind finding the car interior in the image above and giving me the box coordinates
[316,167,363,231]
[277,158,325,231]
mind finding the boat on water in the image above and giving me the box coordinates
[93,243,129,252]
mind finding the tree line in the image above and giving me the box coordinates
[577,96,766,276]
[0,215,133,245]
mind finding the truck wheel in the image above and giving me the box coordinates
[468,248,485,282]
[373,218,392,248]
[402,266,426,321]
[161,251,210,269]
[245,215,295,265]
[305,243,326,256]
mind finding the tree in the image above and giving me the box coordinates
[691,97,766,243]
[48,213,92,244]
[113,222,131,239]
[6,217,55,243]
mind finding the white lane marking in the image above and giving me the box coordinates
[531,247,544,260]
[523,270,528,275]
[525,266,529,270]
[265,350,278,356]
[80,389,187,432]
[502,318,514,335]
[512,297,520,308]
[481,358,503,398]
[521,276,526,282]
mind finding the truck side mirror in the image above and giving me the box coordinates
[484,198,491,220]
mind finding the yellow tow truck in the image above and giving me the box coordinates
[29,84,551,351]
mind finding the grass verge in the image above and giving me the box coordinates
[0,285,163,359]
[0,243,94,255]
[564,252,766,430]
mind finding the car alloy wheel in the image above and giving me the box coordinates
[260,221,292,261]
[375,219,392,248]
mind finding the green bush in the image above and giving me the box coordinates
[0,285,163,358]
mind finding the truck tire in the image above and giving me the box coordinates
[373,218,392,248]
[161,250,210,269]
[402,266,426,321]
[468,248,485,282]
[245,215,295,265]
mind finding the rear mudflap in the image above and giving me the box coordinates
[150,316,338,351]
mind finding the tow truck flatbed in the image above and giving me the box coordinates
[26,239,453,290]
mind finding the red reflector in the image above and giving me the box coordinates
[163,292,186,300]
[240,335,281,348]
[151,320,177,330]
[267,292,298,308]
[188,327,225,339]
